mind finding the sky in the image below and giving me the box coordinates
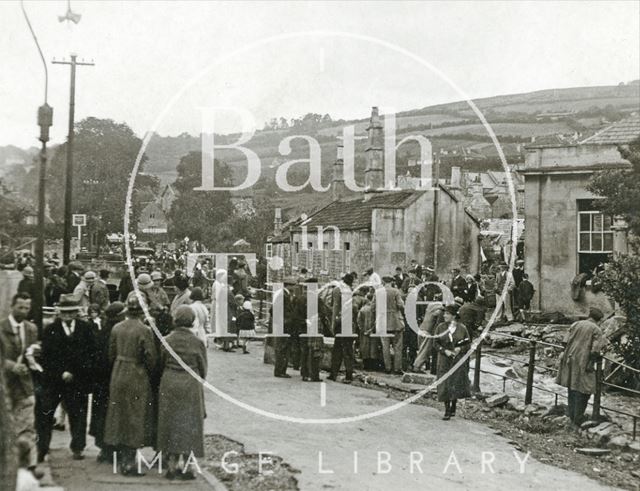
[1,0,639,148]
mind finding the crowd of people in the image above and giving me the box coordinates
[6,251,609,489]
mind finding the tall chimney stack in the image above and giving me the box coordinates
[273,208,283,236]
[331,143,346,200]
[364,106,384,192]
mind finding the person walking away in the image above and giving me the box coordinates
[90,269,111,312]
[90,302,125,463]
[379,276,405,375]
[236,300,256,354]
[298,279,323,381]
[412,302,444,374]
[157,306,207,480]
[189,287,210,344]
[0,293,42,478]
[104,293,158,476]
[434,304,471,420]
[37,294,95,462]
[556,308,606,429]
[495,263,515,322]
[328,274,356,383]
[518,274,535,311]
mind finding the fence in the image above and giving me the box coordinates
[472,330,640,440]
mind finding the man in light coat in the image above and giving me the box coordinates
[380,276,405,374]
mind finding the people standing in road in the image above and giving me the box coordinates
[73,271,96,311]
[412,301,444,374]
[328,273,356,383]
[89,301,125,463]
[433,304,471,420]
[37,294,95,462]
[517,273,535,311]
[0,293,41,477]
[379,276,405,375]
[298,279,324,381]
[357,288,380,371]
[236,300,256,355]
[157,306,207,480]
[104,293,158,476]
[556,308,606,428]
[272,279,297,378]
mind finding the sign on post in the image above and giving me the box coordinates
[72,214,87,249]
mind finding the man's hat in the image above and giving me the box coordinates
[105,301,126,319]
[150,271,163,281]
[22,266,34,278]
[56,294,82,312]
[445,304,460,316]
[125,291,144,314]
[68,261,83,271]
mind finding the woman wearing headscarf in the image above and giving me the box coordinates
[157,306,207,480]
[433,304,471,420]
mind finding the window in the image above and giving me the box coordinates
[322,242,329,269]
[577,201,613,275]
[343,241,351,271]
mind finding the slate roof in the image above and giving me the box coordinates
[298,190,425,231]
[580,115,640,145]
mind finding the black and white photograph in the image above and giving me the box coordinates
[1,1,639,490]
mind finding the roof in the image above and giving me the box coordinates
[580,115,640,145]
[519,162,631,175]
[298,190,425,231]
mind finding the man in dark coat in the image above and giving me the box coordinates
[104,293,158,476]
[0,292,40,474]
[272,279,297,378]
[556,308,606,427]
[328,274,356,382]
[458,296,486,338]
[37,294,96,461]
[450,268,467,300]
[66,261,84,293]
[379,276,405,375]
[89,302,125,463]
[297,279,324,382]
[518,274,535,311]
[90,269,111,312]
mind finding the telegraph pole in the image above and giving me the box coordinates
[52,54,94,264]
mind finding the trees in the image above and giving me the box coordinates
[588,136,640,372]
[46,117,157,234]
[167,151,235,248]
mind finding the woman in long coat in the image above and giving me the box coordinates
[104,294,158,476]
[433,304,471,420]
[357,293,381,370]
[157,306,207,480]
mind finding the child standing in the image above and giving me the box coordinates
[236,300,256,354]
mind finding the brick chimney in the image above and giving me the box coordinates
[273,208,283,236]
[364,106,384,192]
[331,143,346,200]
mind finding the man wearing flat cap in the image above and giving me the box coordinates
[556,307,607,428]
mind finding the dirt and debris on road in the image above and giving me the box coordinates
[204,434,300,491]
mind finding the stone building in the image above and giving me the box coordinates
[521,115,639,316]
[267,107,481,283]
[137,201,168,240]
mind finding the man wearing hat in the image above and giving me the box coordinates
[272,277,297,378]
[556,308,607,428]
[37,294,96,461]
[139,271,171,334]
[65,261,84,293]
[17,266,35,298]
[379,275,406,375]
[495,263,515,323]
[450,268,467,300]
